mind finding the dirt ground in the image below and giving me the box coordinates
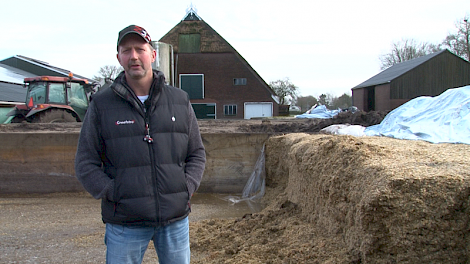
[0,110,388,134]
[0,192,260,264]
[0,111,401,263]
[0,185,341,263]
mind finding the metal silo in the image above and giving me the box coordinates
[150,42,174,86]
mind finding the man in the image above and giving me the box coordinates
[75,25,206,264]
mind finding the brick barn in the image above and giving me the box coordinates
[158,8,279,119]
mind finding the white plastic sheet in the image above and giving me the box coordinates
[365,85,470,145]
[320,124,366,137]
[224,145,266,203]
[295,105,341,119]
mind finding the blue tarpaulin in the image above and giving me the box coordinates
[295,105,340,119]
[365,85,470,145]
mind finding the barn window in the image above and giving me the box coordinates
[179,34,201,53]
[233,78,247,85]
[224,104,237,116]
[180,74,204,99]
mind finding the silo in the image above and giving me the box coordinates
[150,42,174,86]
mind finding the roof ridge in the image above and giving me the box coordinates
[353,49,448,89]
[183,4,202,21]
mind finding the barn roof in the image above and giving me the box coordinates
[160,9,277,97]
[0,64,33,102]
[183,5,202,21]
[353,50,447,89]
[0,55,92,82]
[0,81,26,102]
[0,63,35,84]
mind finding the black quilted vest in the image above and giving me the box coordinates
[92,72,190,226]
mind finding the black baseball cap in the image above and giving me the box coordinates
[117,25,152,50]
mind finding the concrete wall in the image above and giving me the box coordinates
[0,132,269,194]
[199,133,269,193]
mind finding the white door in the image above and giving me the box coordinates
[244,102,273,119]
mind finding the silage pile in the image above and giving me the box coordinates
[190,134,470,263]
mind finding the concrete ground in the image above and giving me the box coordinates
[0,192,259,264]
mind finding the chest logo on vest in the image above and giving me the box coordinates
[115,120,135,125]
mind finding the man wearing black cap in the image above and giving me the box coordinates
[75,25,206,264]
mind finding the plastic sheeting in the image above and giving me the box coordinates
[224,145,266,204]
[241,144,266,200]
[295,105,341,119]
[365,85,470,145]
[320,124,366,137]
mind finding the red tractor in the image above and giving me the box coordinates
[8,73,98,123]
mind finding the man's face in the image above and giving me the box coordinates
[117,34,156,80]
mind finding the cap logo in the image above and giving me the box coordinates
[132,26,151,43]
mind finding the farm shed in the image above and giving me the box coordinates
[352,49,470,111]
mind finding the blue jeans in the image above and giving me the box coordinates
[104,217,190,264]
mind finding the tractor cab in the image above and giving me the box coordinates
[9,74,96,123]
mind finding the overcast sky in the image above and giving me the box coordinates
[1,0,468,97]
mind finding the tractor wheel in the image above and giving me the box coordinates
[32,109,78,123]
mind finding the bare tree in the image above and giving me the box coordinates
[269,78,299,105]
[295,95,318,112]
[379,39,441,70]
[442,15,470,61]
[93,65,123,83]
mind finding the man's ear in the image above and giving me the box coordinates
[151,48,157,63]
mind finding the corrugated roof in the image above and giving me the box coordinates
[0,81,26,102]
[353,50,447,89]
[0,63,35,84]
[0,55,93,82]
[0,64,31,102]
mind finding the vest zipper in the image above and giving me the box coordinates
[144,107,161,224]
